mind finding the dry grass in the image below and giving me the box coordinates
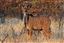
[0,16,64,43]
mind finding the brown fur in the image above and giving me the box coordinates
[26,15,52,39]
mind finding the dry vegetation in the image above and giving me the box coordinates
[0,0,64,43]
